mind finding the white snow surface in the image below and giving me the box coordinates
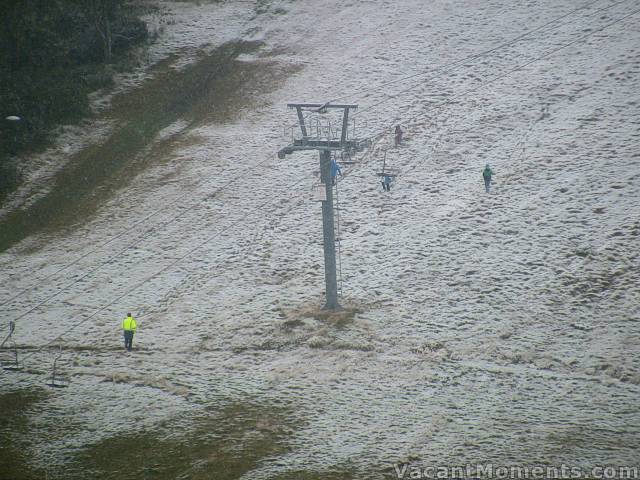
[1,0,640,476]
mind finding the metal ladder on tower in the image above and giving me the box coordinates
[333,173,344,298]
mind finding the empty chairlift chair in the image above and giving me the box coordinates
[46,346,70,388]
[0,321,22,371]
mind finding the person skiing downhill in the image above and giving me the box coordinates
[482,164,494,193]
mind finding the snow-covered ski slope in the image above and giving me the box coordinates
[1,0,639,477]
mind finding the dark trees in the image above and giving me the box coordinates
[76,0,125,63]
[0,0,148,201]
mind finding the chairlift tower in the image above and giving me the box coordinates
[279,102,367,310]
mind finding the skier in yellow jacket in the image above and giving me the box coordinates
[122,313,137,351]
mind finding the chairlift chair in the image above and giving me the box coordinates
[0,344,21,371]
[375,170,399,178]
[0,321,22,371]
[46,346,69,388]
[375,149,399,181]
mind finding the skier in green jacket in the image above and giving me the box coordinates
[482,164,494,193]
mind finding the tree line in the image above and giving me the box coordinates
[0,0,149,201]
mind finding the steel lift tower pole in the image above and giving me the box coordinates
[278,102,366,311]
[318,148,339,309]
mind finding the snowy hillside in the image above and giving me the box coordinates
[1,0,639,478]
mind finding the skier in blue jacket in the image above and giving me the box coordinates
[331,158,342,185]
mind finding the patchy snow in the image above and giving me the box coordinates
[0,1,254,221]
[1,0,640,477]
[0,120,114,217]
